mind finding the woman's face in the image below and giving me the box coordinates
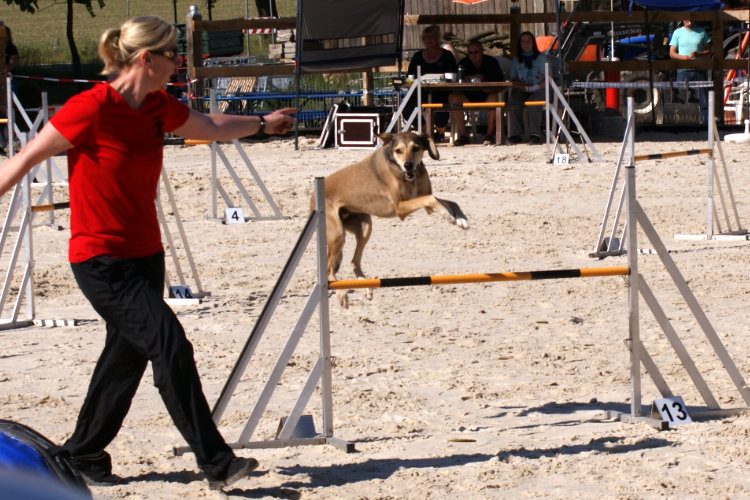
[147,41,180,88]
[520,34,535,53]
[422,32,440,50]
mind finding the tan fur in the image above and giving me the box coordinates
[311,132,469,308]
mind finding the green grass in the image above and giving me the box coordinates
[1,0,296,65]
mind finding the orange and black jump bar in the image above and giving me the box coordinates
[421,101,545,110]
[329,266,630,290]
[31,202,70,213]
[634,148,712,162]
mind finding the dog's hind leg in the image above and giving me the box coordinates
[326,206,349,308]
[344,213,373,301]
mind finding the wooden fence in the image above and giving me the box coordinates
[402,0,559,54]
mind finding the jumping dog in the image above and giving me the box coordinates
[312,132,469,307]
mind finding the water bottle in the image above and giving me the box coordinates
[457,65,465,83]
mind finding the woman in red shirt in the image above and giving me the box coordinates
[0,16,295,491]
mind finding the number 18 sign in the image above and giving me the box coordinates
[553,153,569,165]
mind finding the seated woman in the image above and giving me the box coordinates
[404,24,457,142]
[507,31,547,145]
[448,41,505,146]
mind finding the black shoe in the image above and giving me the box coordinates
[528,134,542,145]
[79,470,123,486]
[506,135,521,145]
[453,135,470,146]
[482,135,496,146]
[70,451,121,486]
[207,457,258,491]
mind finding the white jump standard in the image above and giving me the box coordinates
[592,92,746,258]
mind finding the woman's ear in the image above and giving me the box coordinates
[138,50,152,66]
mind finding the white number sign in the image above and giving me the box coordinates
[225,207,245,224]
[553,153,569,165]
[652,396,692,427]
[170,286,194,300]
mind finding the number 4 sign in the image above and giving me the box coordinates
[651,396,692,427]
[169,285,194,299]
[225,207,245,224]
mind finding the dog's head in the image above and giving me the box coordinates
[378,132,439,182]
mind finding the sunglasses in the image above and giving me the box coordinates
[150,47,180,62]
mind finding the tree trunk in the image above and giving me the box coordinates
[67,0,81,76]
[255,0,278,17]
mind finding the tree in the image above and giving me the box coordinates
[3,0,104,76]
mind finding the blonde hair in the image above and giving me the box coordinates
[98,16,177,75]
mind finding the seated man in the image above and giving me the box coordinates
[448,41,505,146]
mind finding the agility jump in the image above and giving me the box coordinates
[186,147,749,459]
[592,92,746,258]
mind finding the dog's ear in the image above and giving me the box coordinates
[422,133,440,161]
[378,133,394,146]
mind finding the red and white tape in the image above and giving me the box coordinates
[11,74,197,87]
[243,17,275,34]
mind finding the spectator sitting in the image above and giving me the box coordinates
[669,19,711,124]
[405,24,457,142]
[448,41,505,146]
[507,31,547,145]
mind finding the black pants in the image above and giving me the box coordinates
[63,252,233,479]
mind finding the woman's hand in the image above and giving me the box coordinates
[263,108,296,135]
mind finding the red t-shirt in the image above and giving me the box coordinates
[50,83,190,263]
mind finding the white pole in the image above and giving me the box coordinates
[610,0,615,62]
[707,90,715,239]
[245,0,250,56]
[314,178,334,437]
[625,97,642,417]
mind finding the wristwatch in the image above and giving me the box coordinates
[257,115,266,134]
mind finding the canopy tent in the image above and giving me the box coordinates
[293,0,405,148]
[296,0,405,73]
[629,0,724,12]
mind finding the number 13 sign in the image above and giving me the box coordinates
[651,396,692,427]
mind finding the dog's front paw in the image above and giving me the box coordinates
[358,277,374,301]
[337,289,349,309]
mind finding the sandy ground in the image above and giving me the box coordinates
[2,128,750,499]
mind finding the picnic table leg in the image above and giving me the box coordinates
[495,107,503,146]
